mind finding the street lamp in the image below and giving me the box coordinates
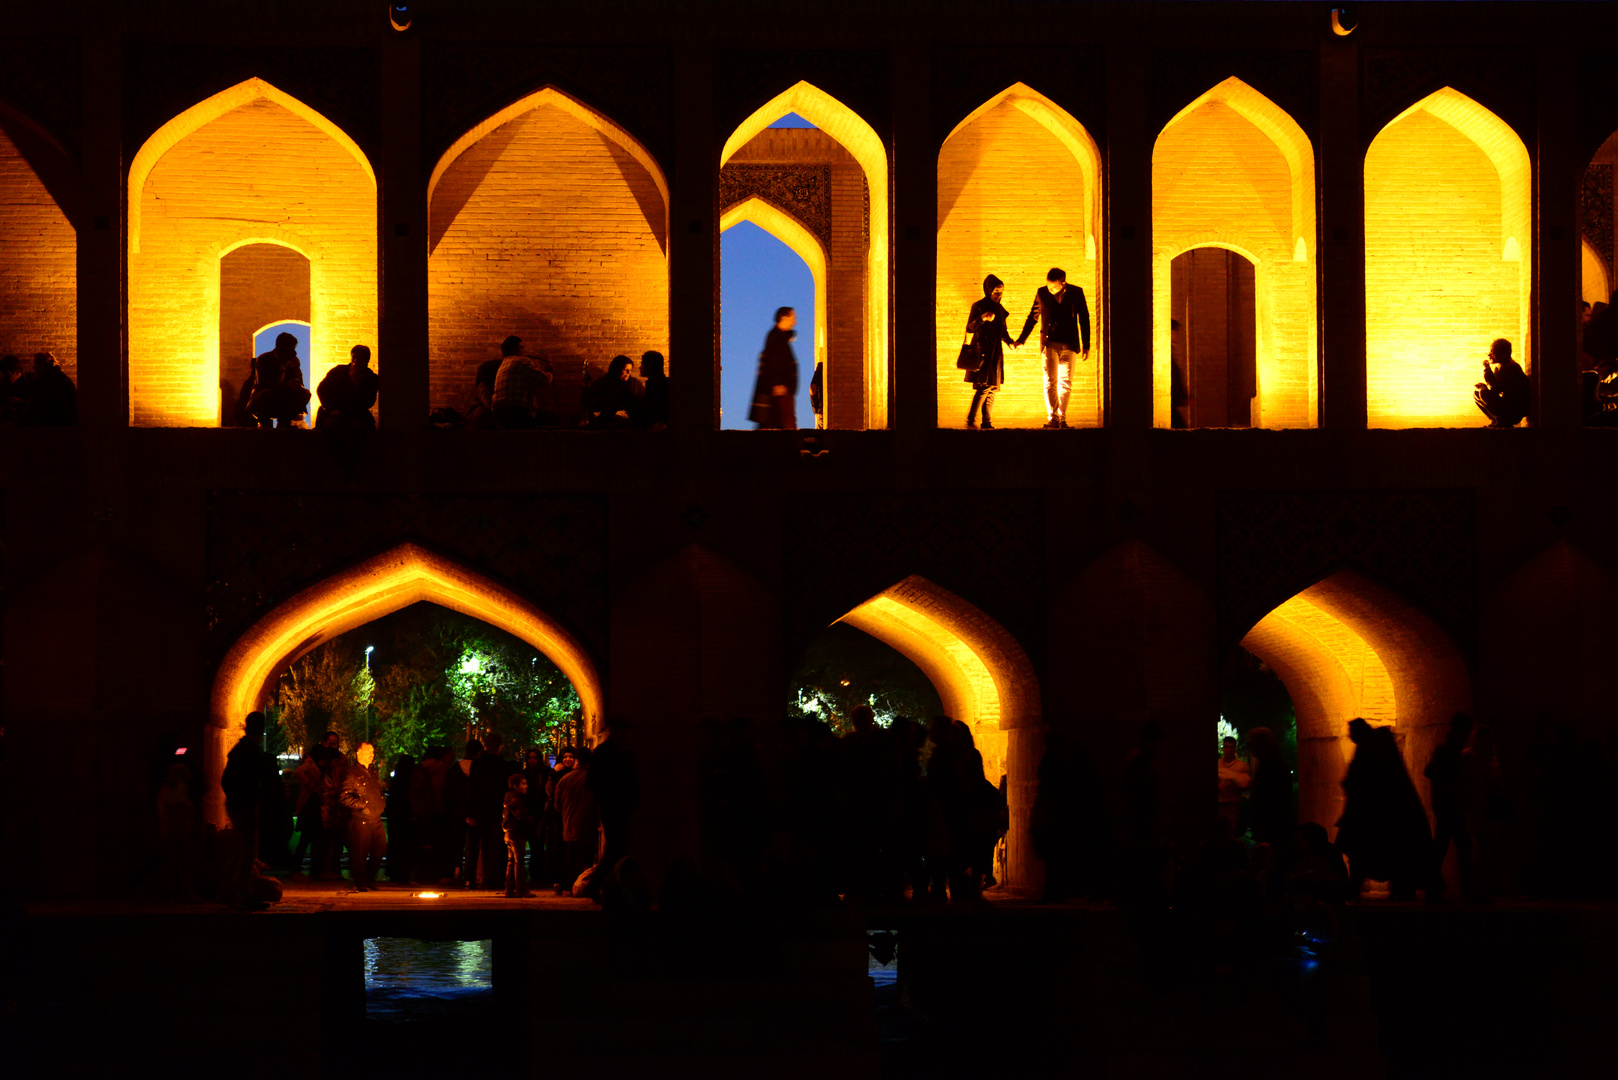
[365,645,374,670]
[364,646,375,743]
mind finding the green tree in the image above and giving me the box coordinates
[787,623,943,734]
[278,643,373,753]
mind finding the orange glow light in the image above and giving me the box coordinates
[206,543,603,826]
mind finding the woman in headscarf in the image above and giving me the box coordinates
[964,275,1015,429]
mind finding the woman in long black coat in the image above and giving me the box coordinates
[964,275,1014,429]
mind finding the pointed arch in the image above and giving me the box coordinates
[129,78,375,256]
[721,195,828,416]
[1365,87,1532,427]
[206,543,603,825]
[724,82,889,428]
[1239,569,1473,833]
[429,86,669,236]
[128,78,377,427]
[1153,77,1317,429]
[425,86,670,420]
[937,84,1104,428]
[0,103,76,376]
[835,575,1040,889]
[1583,237,1610,308]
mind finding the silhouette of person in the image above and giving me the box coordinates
[963,274,1017,429]
[491,335,556,428]
[470,733,515,888]
[27,352,76,427]
[1013,267,1090,429]
[1425,712,1477,901]
[502,773,538,898]
[1473,338,1529,428]
[315,344,378,431]
[340,742,387,890]
[588,718,639,898]
[750,307,799,430]
[581,355,643,430]
[248,332,311,428]
[1335,718,1431,900]
[219,712,277,908]
[1217,736,1250,831]
[554,744,598,893]
[635,350,670,429]
[1246,726,1295,850]
[1,354,29,424]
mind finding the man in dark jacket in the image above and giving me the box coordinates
[1424,712,1477,900]
[340,742,388,891]
[587,719,640,895]
[248,332,311,428]
[469,734,515,888]
[219,712,277,907]
[750,307,799,430]
[1473,338,1530,428]
[28,352,77,426]
[1014,268,1091,429]
[315,344,379,431]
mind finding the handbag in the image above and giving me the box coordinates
[955,340,982,370]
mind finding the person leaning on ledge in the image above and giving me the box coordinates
[1473,338,1529,428]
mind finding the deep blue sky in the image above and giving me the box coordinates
[720,112,818,429]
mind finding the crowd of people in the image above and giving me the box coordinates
[449,336,670,431]
[0,351,77,426]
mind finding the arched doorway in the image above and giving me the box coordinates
[1237,570,1473,836]
[0,103,76,375]
[128,78,376,427]
[207,543,603,826]
[1153,77,1316,429]
[1169,245,1258,428]
[220,241,312,424]
[937,84,1103,429]
[721,81,889,429]
[814,575,1042,890]
[1365,87,1530,428]
[426,86,669,423]
[719,196,825,428]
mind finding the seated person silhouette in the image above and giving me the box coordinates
[1473,338,1529,428]
[315,344,379,431]
[248,332,312,428]
[581,354,643,429]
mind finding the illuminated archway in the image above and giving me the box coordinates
[427,86,669,420]
[128,78,377,427]
[938,84,1104,429]
[1153,77,1317,429]
[0,106,76,376]
[1239,570,1472,835]
[835,575,1041,888]
[1365,87,1531,427]
[206,543,603,825]
[723,82,889,428]
[720,196,827,421]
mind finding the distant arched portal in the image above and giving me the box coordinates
[1153,77,1316,429]
[1238,569,1472,837]
[722,82,889,429]
[832,575,1041,889]
[206,543,603,826]
[128,78,377,427]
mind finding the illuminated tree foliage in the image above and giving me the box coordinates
[274,604,581,763]
[787,622,943,734]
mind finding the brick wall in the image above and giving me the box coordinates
[726,129,868,428]
[1153,100,1314,428]
[218,243,311,400]
[428,103,669,422]
[1366,108,1524,427]
[937,100,1101,429]
[0,126,75,378]
[130,97,376,427]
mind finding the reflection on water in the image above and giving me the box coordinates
[364,938,493,1003]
